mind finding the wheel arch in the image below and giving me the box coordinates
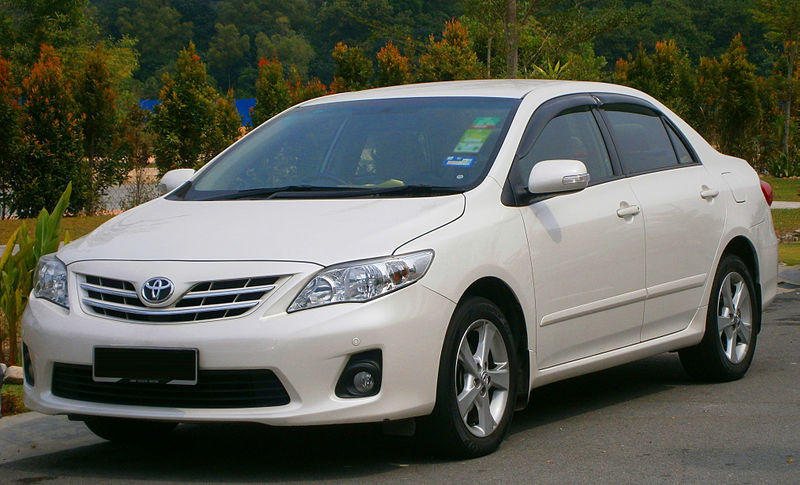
[720,235,762,333]
[459,277,531,410]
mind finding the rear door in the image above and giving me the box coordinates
[597,97,726,341]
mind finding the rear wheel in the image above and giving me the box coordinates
[84,417,178,443]
[422,297,518,458]
[679,255,759,381]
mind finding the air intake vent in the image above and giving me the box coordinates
[52,363,290,408]
[79,275,279,323]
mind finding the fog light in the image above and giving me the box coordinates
[353,371,375,394]
[335,349,382,398]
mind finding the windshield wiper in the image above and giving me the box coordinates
[201,185,372,201]
[201,184,465,201]
[359,185,465,197]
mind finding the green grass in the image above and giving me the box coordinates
[779,242,800,266]
[0,214,114,246]
[772,208,800,235]
[1,383,27,416]
[761,176,800,202]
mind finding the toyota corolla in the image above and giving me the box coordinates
[22,80,778,457]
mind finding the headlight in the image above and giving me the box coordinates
[288,250,434,312]
[33,254,69,308]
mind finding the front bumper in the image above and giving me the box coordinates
[22,260,455,425]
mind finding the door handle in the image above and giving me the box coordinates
[700,186,719,200]
[616,204,640,218]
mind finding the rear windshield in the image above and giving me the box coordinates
[179,97,519,200]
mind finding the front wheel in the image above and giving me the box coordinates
[422,297,518,458]
[679,255,759,382]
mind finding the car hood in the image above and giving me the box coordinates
[58,195,465,266]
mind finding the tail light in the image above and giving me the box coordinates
[759,180,773,206]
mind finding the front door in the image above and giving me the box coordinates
[514,102,647,368]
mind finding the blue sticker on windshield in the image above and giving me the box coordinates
[443,156,476,167]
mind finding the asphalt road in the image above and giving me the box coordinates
[1,288,799,484]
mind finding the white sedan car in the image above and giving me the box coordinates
[23,80,778,457]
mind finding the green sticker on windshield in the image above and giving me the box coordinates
[471,117,501,129]
[454,128,492,153]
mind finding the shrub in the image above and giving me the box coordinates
[767,150,800,178]
[0,184,70,365]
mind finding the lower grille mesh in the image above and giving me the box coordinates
[52,363,290,408]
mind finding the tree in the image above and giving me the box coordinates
[463,0,633,79]
[252,58,291,126]
[752,0,800,154]
[5,0,97,66]
[417,20,483,82]
[288,68,329,104]
[208,89,242,157]
[116,0,193,95]
[208,23,250,92]
[13,45,85,217]
[0,50,21,218]
[330,42,373,92]
[254,31,315,81]
[462,0,506,77]
[150,42,219,174]
[614,40,696,120]
[375,41,412,87]
[697,35,761,158]
[505,0,519,78]
[76,44,127,213]
[115,102,155,208]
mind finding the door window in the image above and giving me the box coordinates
[602,105,679,173]
[519,108,613,184]
[664,122,696,164]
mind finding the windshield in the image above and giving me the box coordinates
[178,97,519,200]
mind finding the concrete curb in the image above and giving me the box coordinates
[772,201,800,209]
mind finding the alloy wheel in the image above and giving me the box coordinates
[716,271,753,364]
[454,319,511,437]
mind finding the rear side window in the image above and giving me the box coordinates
[603,105,678,173]
[519,108,613,184]
[665,122,696,164]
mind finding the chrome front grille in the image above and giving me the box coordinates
[80,275,278,323]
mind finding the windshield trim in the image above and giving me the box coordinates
[171,96,521,201]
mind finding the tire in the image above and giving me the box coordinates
[84,417,178,443]
[422,297,518,458]
[679,255,759,382]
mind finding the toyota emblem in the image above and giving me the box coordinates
[141,277,174,305]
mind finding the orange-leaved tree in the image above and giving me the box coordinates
[330,42,373,93]
[375,41,412,87]
[14,45,84,217]
[417,20,483,82]
[252,57,291,126]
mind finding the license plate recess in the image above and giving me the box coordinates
[93,347,198,385]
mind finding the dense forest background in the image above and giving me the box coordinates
[0,1,781,97]
[0,0,797,217]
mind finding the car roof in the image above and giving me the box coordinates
[300,80,640,105]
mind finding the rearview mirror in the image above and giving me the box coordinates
[157,169,196,195]
[527,159,590,195]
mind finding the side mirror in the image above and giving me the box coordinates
[157,169,196,195]
[527,159,590,195]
